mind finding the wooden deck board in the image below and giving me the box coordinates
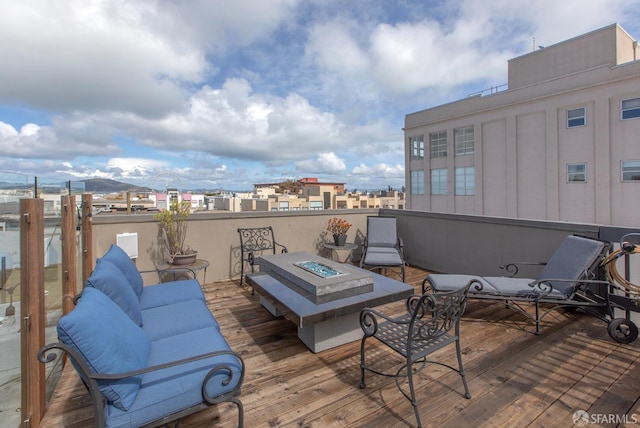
[39,266,640,427]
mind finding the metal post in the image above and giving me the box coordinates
[1,256,5,304]
[61,195,77,315]
[81,193,93,285]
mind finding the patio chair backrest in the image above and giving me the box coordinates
[238,227,277,252]
[537,235,610,296]
[366,216,398,247]
[408,284,470,345]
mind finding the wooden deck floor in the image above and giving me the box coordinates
[41,266,640,427]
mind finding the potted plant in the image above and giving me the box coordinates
[154,200,197,265]
[326,217,352,246]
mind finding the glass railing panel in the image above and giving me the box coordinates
[0,171,31,427]
[0,173,84,427]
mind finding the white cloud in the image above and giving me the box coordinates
[115,79,350,163]
[0,0,638,190]
[0,2,199,116]
[352,163,404,178]
[304,0,638,98]
[0,0,298,117]
[0,121,119,159]
[105,158,170,177]
[305,20,369,75]
[295,152,346,174]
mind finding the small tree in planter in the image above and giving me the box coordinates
[154,200,196,264]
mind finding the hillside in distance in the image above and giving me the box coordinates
[82,178,151,193]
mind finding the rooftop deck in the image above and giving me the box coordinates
[41,266,640,427]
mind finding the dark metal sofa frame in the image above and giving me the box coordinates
[38,343,245,428]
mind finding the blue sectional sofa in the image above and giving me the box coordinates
[38,244,245,428]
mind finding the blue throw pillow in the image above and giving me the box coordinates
[57,287,151,411]
[86,258,143,326]
[101,244,144,298]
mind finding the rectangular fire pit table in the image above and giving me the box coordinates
[246,252,413,353]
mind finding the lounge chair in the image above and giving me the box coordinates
[360,216,406,282]
[425,234,638,343]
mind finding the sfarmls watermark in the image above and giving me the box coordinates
[573,410,638,426]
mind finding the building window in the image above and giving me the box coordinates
[567,107,586,127]
[455,167,475,195]
[621,160,640,182]
[567,163,586,182]
[429,131,447,158]
[309,201,323,210]
[622,97,640,120]
[410,135,424,159]
[431,169,447,195]
[454,126,474,156]
[410,170,424,195]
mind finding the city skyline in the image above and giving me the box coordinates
[1,0,639,191]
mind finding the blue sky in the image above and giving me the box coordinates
[1,0,639,192]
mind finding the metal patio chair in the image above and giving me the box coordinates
[237,226,288,286]
[359,284,471,428]
[360,216,406,282]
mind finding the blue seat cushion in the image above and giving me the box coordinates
[141,299,219,341]
[86,258,143,326]
[102,244,144,298]
[57,287,151,412]
[138,279,204,310]
[104,327,243,428]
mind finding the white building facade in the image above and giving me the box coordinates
[404,24,640,227]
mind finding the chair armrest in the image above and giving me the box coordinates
[529,277,615,296]
[360,295,418,336]
[274,241,288,253]
[500,262,546,277]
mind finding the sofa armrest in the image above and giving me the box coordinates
[39,342,244,384]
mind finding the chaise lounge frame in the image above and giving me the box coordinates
[425,234,639,343]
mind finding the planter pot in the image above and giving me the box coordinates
[333,234,347,246]
[170,252,197,265]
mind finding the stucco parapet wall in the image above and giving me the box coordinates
[91,208,382,225]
